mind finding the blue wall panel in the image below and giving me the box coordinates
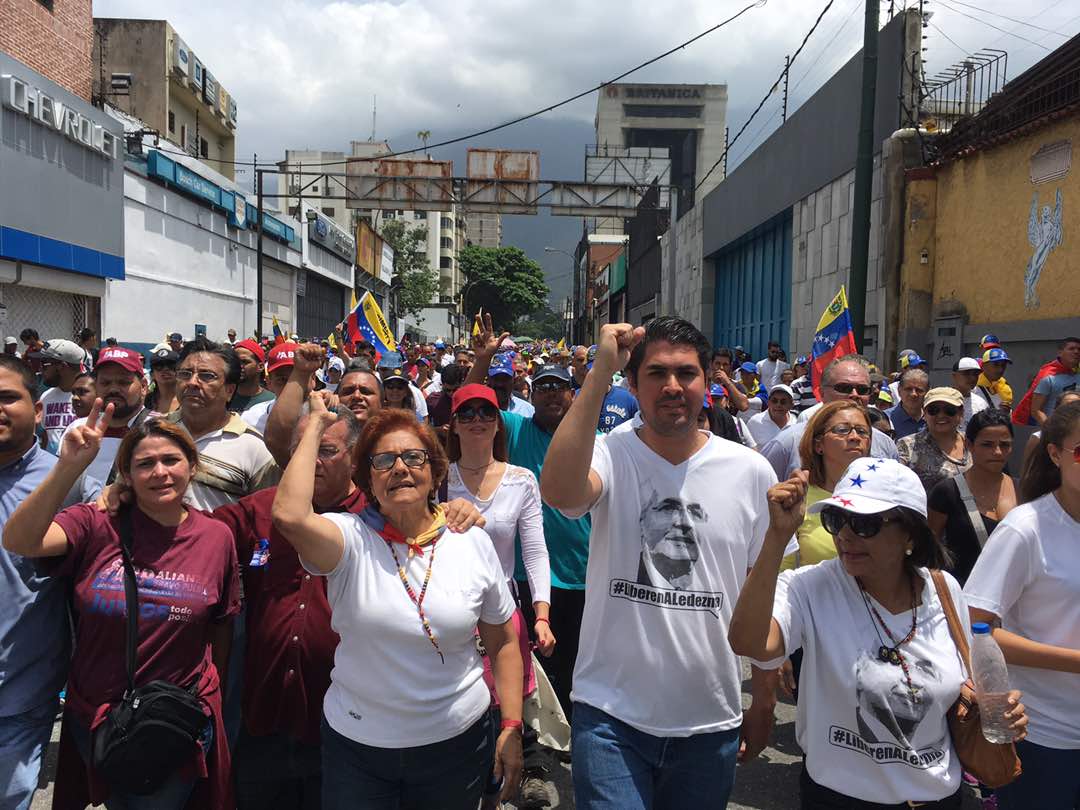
[712,209,792,360]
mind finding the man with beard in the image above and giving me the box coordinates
[31,338,86,453]
[230,339,275,414]
[59,346,151,503]
[541,316,783,808]
[0,356,69,810]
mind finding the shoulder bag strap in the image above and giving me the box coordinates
[117,508,140,694]
[931,569,971,677]
[953,473,990,549]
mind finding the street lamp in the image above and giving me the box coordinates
[545,247,575,343]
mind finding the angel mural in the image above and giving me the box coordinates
[1024,188,1064,308]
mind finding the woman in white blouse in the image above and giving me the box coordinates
[965,400,1080,809]
[272,395,524,809]
[730,458,1027,809]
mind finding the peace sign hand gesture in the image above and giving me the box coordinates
[471,311,510,360]
[59,397,115,471]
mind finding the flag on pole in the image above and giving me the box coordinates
[556,337,566,351]
[346,292,396,359]
[272,315,285,346]
[471,307,482,338]
[810,286,858,400]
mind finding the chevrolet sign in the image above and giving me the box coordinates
[1,74,119,160]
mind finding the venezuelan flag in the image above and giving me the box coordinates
[346,292,396,359]
[272,315,285,346]
[810,286,858,399]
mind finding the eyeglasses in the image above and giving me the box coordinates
[456,404,498,423]
[925,403,960,417]
[824,423,871,438]
[831,383,872,396]
[370,449,429,471]
[534,381,570,394]
[176,369,221,383]
[384,380,408,389]
[820,506,900,538]
[317,444,346,460]
[768,397,793,405]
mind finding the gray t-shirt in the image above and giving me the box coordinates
[1035,372,1079,418]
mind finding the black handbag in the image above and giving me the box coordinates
[91,508,210,795]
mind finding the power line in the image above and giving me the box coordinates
[934,0,1052,50]
[790,0,863,97]
[271,1,767,171]
[697,0,836,191]
[927,20,968,56]
[934,0,1069,37]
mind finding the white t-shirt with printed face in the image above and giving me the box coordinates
[963,493,1080,748]
[313,515,516,748]
[771,560,969,803]
[567,430,776,737]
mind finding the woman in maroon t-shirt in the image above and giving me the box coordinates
[5,399,240,810]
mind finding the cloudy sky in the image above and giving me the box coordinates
[96,0,1079,304]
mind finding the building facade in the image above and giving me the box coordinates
[0,47,124,345]
[276,149,352,234]
[92,19,238,179]
[298,202,355,340]
[465,210,502,247]
[0,0,93,102]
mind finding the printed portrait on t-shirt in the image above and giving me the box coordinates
[854,650,942,749]
[636,491,705,591]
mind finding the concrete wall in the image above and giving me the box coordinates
[667,205,708,333]
[0,0,93,101]
[701,11,915,258]
[93,19,168,136]
[106,169,299,345]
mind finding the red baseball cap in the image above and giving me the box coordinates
[451,383,500,415]
[266,342,299,374]
[94,346,144,376]
[234,338,265,364]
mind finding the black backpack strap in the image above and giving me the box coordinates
[116,508,139,695]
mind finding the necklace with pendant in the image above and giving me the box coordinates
[858,576,922,703]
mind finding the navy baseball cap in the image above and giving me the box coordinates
[740,361,758,375]
[532,364,572,384]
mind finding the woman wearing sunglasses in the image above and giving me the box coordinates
[145,347,181,414]
[897,387,972,494]
[927,408,1017,585]
[730,458,1027,809]
[272,396,524,809]
[964,401,1080,809]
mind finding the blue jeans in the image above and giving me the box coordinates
[996,740,1080,810]
[0,699,56,810]
[571,701,739,810]
[321,711,495,810]
[69,716,210,810]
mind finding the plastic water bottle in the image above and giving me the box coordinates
[970,622,1015,743]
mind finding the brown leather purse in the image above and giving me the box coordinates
[930,569,1021,789]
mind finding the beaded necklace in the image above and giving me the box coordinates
[385,538,445,663]
[857,576,921,704]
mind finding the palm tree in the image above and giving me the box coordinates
[417,130,431,157]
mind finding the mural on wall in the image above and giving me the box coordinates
[1024,188,1063,308]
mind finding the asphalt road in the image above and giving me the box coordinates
[30,663,982,809]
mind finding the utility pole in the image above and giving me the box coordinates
[723,127,729,178]
[782,55,790,122]
[255,162,264,340]
[848,0,879,353]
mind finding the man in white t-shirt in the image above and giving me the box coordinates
[747,383,796,446]
[31,339,86,454]
[541,316,781,809]
[756,341,791,389]
[951,356,989,431]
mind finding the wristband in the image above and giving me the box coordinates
[500,718,523,732]
[534,618,550,626]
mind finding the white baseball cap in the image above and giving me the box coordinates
[807,457,927,518]
[768,384,795,400]
[954,356,981,372]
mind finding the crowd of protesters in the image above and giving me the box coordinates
[0,318,1077,810]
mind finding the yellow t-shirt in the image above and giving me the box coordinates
[781,485,838,570]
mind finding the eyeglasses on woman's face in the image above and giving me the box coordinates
[369,449,429,471]
[820,506,900,538]
[925,403,960,418]
[824,423,871,439]
[455,403,498,423]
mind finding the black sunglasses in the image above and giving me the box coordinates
[534,380,570,393]
[925,403,960,417]
[456,404,498,423]
[831,383,872,396]
[820,506,900,538]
